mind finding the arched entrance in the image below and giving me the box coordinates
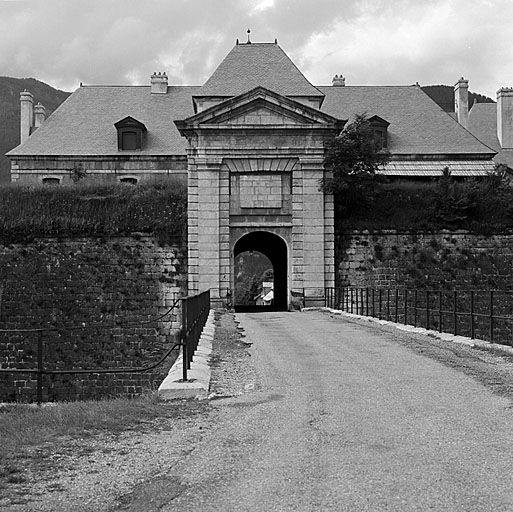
[233,231,288,311]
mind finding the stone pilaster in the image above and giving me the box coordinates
[324,171,335,289]
[187,156,199,295]
[291,167,304,293]
[194,158,223,301]
[300,157,326,303]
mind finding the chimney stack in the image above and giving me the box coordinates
[34,102,46,128]
[332,74,346,87]
[454,77,469,128]
[20,90,34,144]
[150,72,168,94]
[497,87,513,148]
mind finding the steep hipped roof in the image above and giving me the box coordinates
[197,42,324,99]
[468,103,499,151]
[319,85,494,156]
[467,102,513,168]
[9,85,198,156]
[8,42,495,160]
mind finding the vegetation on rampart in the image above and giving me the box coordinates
[0,181,187,244]
[336,167,513,233]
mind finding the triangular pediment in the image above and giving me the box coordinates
[175,87,345,134]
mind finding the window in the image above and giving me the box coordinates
[42,177,60,185]
[114,116,147,151]
[120,177,138,185]
[369,115,390,149]
[121,131,137,150]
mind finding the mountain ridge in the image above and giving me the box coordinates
[0,76,70,182]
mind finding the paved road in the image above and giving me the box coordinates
[167,311,513,511]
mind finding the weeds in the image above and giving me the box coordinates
[0,181,187,244]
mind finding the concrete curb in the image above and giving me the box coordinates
[303,307,513,357]
[158,310,216,400]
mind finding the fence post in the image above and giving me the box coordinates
[453,290,458,336]
[490,290,494,342]
[404,289,408,325]
[366,287,369,316]
[355,288,359,315]
[387,288,390,321]
[470,290,475,339]
[37,330,43,406]
[372,288,375,317]
[439,290,443,333]
[182,298,188,381]
[395,288,399,323]
[414,289,418,327]
[379,289,383,320]
[426,290,430,330]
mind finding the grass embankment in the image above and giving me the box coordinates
[0,394,206,488]
[0,181,187,244]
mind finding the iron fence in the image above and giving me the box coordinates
[181,290,211,381]
[0,290,211,403]
[325,287,513,347]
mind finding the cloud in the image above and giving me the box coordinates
[297,0,513,98]
[0,0,511,98]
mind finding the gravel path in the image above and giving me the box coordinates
[2,309,513,511]
[0,311,252,512]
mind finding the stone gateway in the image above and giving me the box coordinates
[9,39,503,309]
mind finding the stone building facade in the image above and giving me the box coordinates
[7,39,499,309]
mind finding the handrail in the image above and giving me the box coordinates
[0,297,183,403]
[0,297,181,334]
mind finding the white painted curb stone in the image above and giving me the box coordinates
[303,307,513,357]
[158,310,216,400]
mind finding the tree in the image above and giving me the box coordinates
[321,114,390,216]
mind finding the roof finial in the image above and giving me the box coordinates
[247,29,251,44]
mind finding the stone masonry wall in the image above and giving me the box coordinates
[338,230,513,290]
[337,230,513,343]
[0,235,186,402]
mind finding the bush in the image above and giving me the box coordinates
[336,167,513,233]
[0,181,187,244]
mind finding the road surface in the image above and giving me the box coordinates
[164,311,513,511]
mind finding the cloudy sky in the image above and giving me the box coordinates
[0,0,511,99]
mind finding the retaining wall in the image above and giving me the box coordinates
[0,235,186,402]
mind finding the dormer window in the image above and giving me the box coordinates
[369,115,390,149]
[114,116,147,151]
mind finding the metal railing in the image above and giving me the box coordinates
[0,290,211,403]
[326,287,513,347]
[181,290,211,381]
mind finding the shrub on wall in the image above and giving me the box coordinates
[0,181,187,245]
[336,167,513,233]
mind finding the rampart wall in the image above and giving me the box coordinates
[0,235,186,402]
[337,230,513,290]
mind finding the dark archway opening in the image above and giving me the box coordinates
[234,231,288,312]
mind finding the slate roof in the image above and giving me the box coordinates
[319,86,494,156]
[468,103,499,150]
[467,102,513,168]
[9,85,198,156]
[196,42,324,99]
[8,42,496,161]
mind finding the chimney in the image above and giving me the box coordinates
[454,77,469,128]
[497,87,513,148]
[20,90,34,144]
[332,74,346,87]
[150,72,168,94]
[34,102,46,128]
